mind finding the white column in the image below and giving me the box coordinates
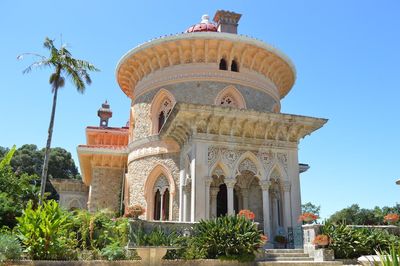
[179,167,186,222]
[190,155,196,222]
[183,181,191,222]
[204,177,213,219]
[182,186,188,222]
[210,187,219,218]
[261,180,272,238]
[225,178,236,215]
[242,188,249,210]
[281,181,292,230]
[160,191,164,221]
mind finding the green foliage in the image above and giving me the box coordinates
[130,226,179,246]
[322,222,400,259]
[0,147,38,228]
[100,241,127,261]
[328,204,400,225]
[71,209,128,257]
[377,245,400,266]
[301,202,321,217]
[191,215,263,262]
[15,200,77,260]
[0,233,22,262]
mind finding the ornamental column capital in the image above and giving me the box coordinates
[260,180,272,191]
[210,187,220,197]
[225,178,236,188]
[204,176,213,187]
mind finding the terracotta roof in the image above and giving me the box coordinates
[185,14,218,33]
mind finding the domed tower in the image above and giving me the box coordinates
[82,10,327,241]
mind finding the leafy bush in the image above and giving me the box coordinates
[0,233,22,262]
[130,226,179,246]
[100,241,126,261]
[192,215,263,262]
[72,209,128,251]
[323,222,400,259]
[16,200,77,260]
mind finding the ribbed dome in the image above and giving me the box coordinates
[185,14,218,33]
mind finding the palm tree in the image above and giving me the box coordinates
[19,37,99,205]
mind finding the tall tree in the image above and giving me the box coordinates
[19,37,99,204]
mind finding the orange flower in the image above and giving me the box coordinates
[384,213,399,224]
[238,209,256,220]
[260,234,268,243]
[313,234,330,246]
[298,212,318,223]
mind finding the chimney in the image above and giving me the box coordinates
[213,10,242,34]
[98,100,112,127]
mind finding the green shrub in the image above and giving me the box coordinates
[377,244,400,266]
[192,215,263,262]
[0,233,22,262]
[130,226,179,246]
[323,222,400,259]
[72,209,128,251]
[100,241,126,261]
[15,200,77,260]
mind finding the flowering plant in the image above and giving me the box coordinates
[313,234,330,247]
[298,212,318,223]
[238,209,255,220]
[124,204,146,219]
[383,213,399,224]
[260,234,268,244]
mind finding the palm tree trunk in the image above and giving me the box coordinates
[39,85,59,205]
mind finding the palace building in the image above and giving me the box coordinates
[54,10,327,241]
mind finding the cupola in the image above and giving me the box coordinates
[97,101,112,127]
[185,14,218,33]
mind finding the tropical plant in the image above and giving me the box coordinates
[18,37,99,205]
[0,233,22,262]
[130,226,179,246]
[377,245,400,266]
[15,200,77,260]
[192,215,263,262]
[322,221,400,259]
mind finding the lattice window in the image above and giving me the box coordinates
[220,94,238,107]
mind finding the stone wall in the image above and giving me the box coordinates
[127,153,180,220]
[88,167,124,212]
[131,81,278,140]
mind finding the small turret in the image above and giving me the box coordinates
[97,101,112,127]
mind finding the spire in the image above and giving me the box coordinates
[97,100,112,127]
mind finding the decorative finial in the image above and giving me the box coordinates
[201,14,210,23]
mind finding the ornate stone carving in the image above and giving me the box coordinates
[204,176,213,187]
[225,178,237,188]
[260,180,271,191]
[277,152,288,171]
[208,146,219,166]
[154,175,169,192]
[212,166,225,177]
[238,158,257,175]
[222,148,240,167]
[281,181,291,192]
[258,150,274,169]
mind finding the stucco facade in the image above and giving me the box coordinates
[70,11,327,244]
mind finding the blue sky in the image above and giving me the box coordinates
[1,0,399,219]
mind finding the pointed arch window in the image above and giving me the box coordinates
[231,60,239,72]
[215,85,246,109]
[153,175,170,221]
[157,98,172,132]
[219,58,227,70]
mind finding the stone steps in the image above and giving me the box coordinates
[256,262,343,266]
[257,249,343,265]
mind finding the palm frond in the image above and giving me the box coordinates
[22,60,50,74]
[62,64,85,92]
